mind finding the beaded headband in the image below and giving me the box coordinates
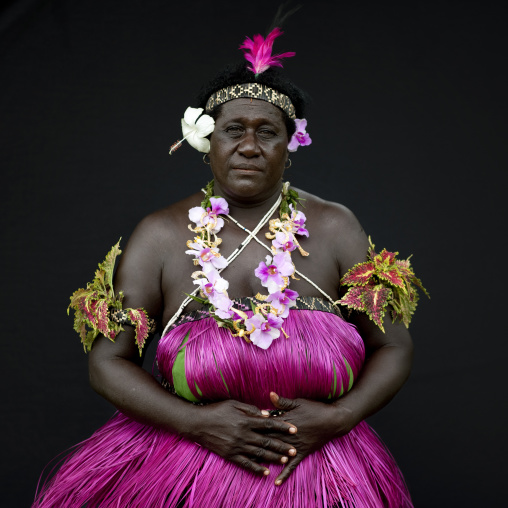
[205,83,296,119]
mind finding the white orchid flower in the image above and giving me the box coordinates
[181,107,215,153]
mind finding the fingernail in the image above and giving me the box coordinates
[264,469,270,476]
[281,456,288,463]
[289,448,296,456]
[275,479,282,486]
[289,427,297,434]
[261,410,270,417]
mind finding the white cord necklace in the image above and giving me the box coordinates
[161,194,282,337]
[225,213,339,310]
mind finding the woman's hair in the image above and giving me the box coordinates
[196,63,309,138]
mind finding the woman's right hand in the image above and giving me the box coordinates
[183,399,298,476]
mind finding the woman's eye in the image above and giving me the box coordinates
[225,126,243,135]
[258,129,276,138]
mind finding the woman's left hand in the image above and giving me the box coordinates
[266,391,355,486]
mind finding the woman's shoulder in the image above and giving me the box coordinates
[294,188,369,269]
[129,192,203,245]
[293,188,363,234]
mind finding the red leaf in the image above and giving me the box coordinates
[79,292,98,328]
[377,268,406,290]
[341,262,376,286]
[95,299,110,337]
[338,286,366,311]
[395,259,414,279]
[361,285,391,331]
[128,309,150,355]
[376,248,396,265]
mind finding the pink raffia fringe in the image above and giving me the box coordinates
[34,308,413,507]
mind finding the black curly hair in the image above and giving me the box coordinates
[196,63,309,138]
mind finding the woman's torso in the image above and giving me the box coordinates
[156,189,354,326]
[156,298,365,409]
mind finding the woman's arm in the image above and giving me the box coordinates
[88,213,297,475]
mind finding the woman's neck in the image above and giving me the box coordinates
[211,181,283,224]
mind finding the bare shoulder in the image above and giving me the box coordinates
[294,188,370,274]
[125,192,203,255]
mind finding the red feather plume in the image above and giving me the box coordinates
[239,27,295,75]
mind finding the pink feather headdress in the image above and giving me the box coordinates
[239,27,295,76]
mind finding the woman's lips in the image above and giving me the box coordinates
[231,165,262,172]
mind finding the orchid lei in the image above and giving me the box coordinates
[185,181,308,349]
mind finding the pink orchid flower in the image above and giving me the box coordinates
[289,204,309,237]
[185,242,228,273]
[266,289,299,318]
[254,252,295,294]
[288,119,312,152]
[245,313,283,349]
[271,231,297,253]
[193,271,233,319]
[188,197,229,233]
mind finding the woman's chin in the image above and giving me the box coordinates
[212,173,283,205]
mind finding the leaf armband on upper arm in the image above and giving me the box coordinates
[68,240,157,355]
[336,237,429,332]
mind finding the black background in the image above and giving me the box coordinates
[1,1,506,506]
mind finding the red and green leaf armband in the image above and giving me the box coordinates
[336,237,429,332]
[67,240,157,356]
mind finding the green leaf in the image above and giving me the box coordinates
[99,240,122,294]
[201,180,215,208]
[184,292,208,305]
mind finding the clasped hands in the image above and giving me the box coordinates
[186,391,353,485]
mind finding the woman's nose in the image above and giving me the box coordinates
[237,131,260,157]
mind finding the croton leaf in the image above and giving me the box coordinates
[83,329,98,352]
[341,261,376,286]
[100,240,122,294]
[79,293,98,328]
[128,308,150,355]
[337,286,366,311]
[68,241,126,352]
[390,291,416,328]
[361,284,392,332]
[339,238,429,332]
[377,267,406,291]
[93,268,106,292]
[395,258,412,273]
[73,312,88,347]
[410,274,430,298]
[95,299,110,338]
[374,248,397,267]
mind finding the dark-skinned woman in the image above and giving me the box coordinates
[34,28,425,508]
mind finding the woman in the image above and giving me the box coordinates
[34,28,420,507]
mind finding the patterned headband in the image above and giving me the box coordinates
[205,83,296,120]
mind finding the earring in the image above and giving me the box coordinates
[203,153,211,165]
[284,158,292,169]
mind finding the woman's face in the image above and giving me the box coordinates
[208,98,289,205]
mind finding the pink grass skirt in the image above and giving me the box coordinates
[34,301,413,507]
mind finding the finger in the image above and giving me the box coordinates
[234,401,270,418]
[252,436,297,457]
[270,391,299,411]
[274,455,303,486]
[261,432,298,449]
[244,445,289,464]
[251,415,297,434]
[233,455,271,476]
